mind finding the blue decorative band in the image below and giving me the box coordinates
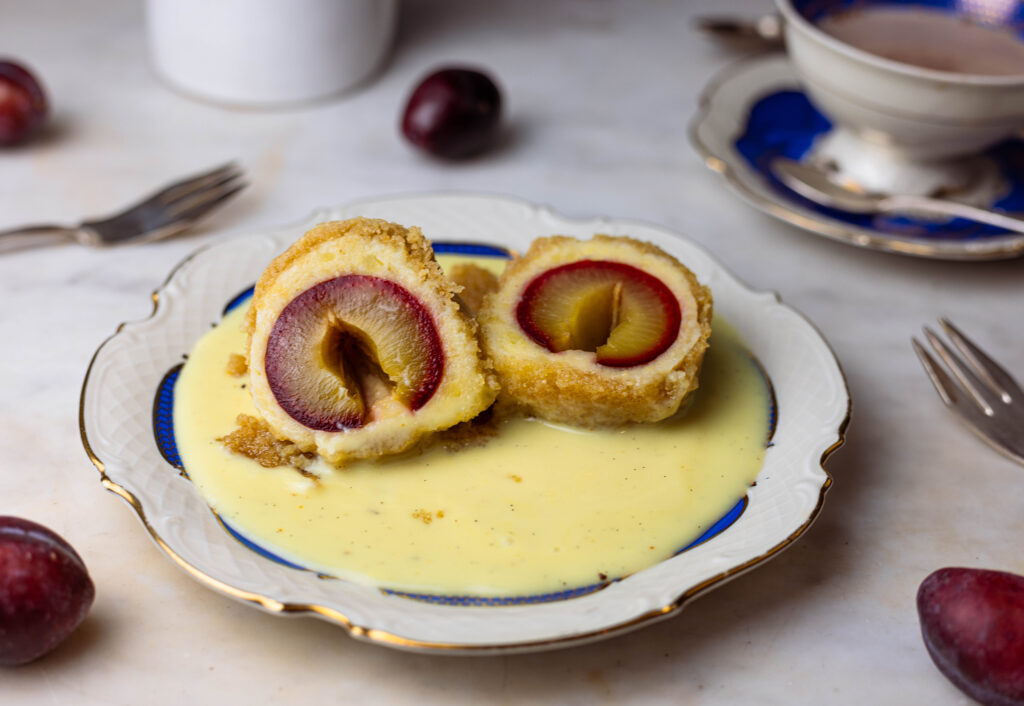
[386,495,749,606]
[154,241,769,606]
[433,242,513,258]
[219,517,307,571]
[153,363,184,473]
[735,90,1024,239]
[223,286,255,316]
[790,0,1024,31]
[384,582,612,606]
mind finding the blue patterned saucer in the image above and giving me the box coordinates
[690,54,1024,260]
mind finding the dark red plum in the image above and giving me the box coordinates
[918,567,1024,705]
[401,67,501,159]
[0,517,94,666]
[0,60,48,146]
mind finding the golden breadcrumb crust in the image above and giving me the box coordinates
[243,217,499,466]
[218,414,313,469]
[245,218,457,339]
[478,234,712,427]
[225,353,248,377]
[448,263,499,318]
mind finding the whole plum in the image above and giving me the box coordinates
[918,567,1024,705]
[0,60,48,146]
[0,516,95,666]
[400,67,502,159]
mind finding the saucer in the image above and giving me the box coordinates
[689,54,1024,260]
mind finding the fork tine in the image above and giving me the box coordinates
[161,181,248,227]
[85,163,242,227]
[156,163,244,206]
[162,171,245,217]
[914,336,1019,448]
[130,181,248,244]
[915,324,1024,468]
[912,337,959,407]
[150,162,241,204]
[923,326,999,416]
[940,318,1020,404]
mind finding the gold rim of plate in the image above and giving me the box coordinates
[78,193,850,653]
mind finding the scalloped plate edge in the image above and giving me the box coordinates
[79,192,850,654]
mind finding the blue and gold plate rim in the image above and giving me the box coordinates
[79,193,848,653]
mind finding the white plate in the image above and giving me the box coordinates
[80,193,849,654]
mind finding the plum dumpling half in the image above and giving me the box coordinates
[246,218,499,466]
[478,234,712,427]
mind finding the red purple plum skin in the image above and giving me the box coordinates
[0,517,95,666]
[918,567,1024,706]
[401,67,501,159]
[0,60,48,146]
[265,274,444,430]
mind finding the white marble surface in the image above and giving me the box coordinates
[1,1,1021,703]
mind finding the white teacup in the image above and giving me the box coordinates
[776,0,1024,195]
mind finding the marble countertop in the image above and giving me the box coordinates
[2,1,1021,703]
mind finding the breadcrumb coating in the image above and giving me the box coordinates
[448,263,499,318]
[243,218,499,466]
[218,414,313,469]
[225,353,248,377]
[478,234,712,426]
[245,218,457,338]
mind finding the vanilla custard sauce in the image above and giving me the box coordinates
[173,258,771,597]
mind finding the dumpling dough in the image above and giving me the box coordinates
[477,234,712,427]
[246,218,499,465]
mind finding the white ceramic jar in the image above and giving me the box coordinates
[146,0,398,107]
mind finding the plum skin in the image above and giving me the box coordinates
[0,60,48,146]
[918,567,1024,706]
[400,67,502,159]
[0,517,95,666]
[265,274,444,431]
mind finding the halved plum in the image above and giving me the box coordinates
[244,218,499,466]
[516,260,681,367]
[264,275,444,432]
[477,234,712,427]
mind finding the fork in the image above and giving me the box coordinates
[913,319,1024,466]
[0,162,246,251]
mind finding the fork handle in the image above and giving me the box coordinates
[0,224,83,252]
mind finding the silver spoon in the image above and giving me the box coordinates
[695,14,784,48]
[772,158,1024,234]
